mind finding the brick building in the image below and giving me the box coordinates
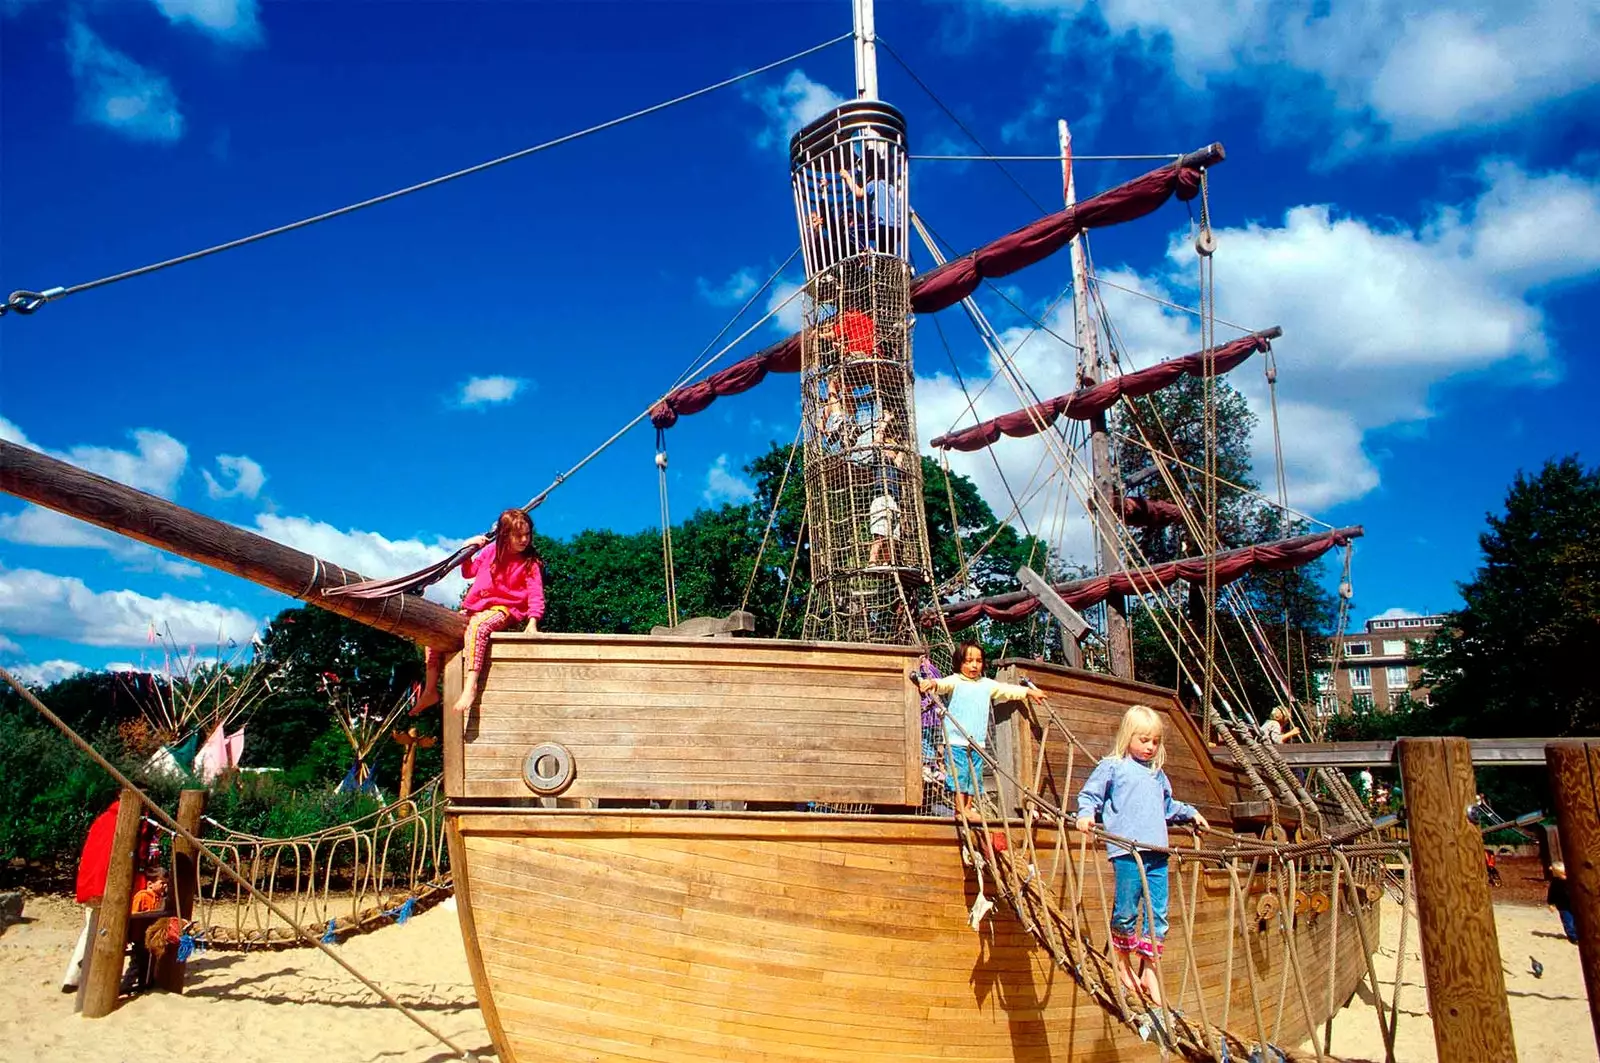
[1317,614,1448,716]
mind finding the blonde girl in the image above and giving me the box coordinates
[1075,705,1209,1003]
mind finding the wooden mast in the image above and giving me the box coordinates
[1060,119,1133,678]
[0,439,466,650]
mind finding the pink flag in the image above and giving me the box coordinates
[191,723,229,783]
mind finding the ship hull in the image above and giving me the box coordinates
[447,808,1376,1062]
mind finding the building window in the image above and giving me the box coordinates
[1351,667,1371,689]
[1347,642,1371,657]
[1351,693,1374,713]
[1373,620,1394,629]
[1382,639,1407,657]
[1386,666,1409,689]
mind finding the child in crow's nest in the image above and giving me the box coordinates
[1075,704,1209,1008]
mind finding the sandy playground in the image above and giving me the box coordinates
[0,887,1593,1062]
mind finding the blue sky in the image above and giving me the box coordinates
[2,0,1597,684]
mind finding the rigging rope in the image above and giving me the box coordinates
[1,36,849,316]
[656,436,679,629]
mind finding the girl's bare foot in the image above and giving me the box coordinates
[451,690,475,715]
[411,687,440,715]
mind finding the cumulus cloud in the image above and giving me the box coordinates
[3,659,87,688]
[766,278,808,334]
[981,0,1599,146]
[1,418,188,498]
[66,20,184,143]
[454,375,529,409]
[0,633,20,654]
[697,268,761,307]
[252,514,469,607]
[746,69,846,150]
[1370,607,1424,621]
[0,507,203,578]
[202,454,266,500]
[915,160,1600,564]
[703,455,756,506]
[147,0,262,45]
[0,566,258,647]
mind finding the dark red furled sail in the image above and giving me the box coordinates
[926,526,1361,631]
[1121,496,1186,528]
[929,328,1280,452]
[650,145,1223,430]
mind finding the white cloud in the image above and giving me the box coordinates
[148,0,262,45]
[766,278,807,334]
[202,454,266,500]
[0,566,258,648]
[454,375,528,408]
[3,659,87,688]
[66,20,184,143]
[697,268,760,307]
[1370,607,1423,621]
[981,0,1599,146]
[915,160,1600,560]
[702,455,756,506]
[0,633,20,654]
[0,506,204,578]
[252,514,469,607]
[746,69,846,150]
[3,419,188,498]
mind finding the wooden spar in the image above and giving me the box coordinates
[1547,740,1600,1056]
[1016,565,1085,668]
[153,788,206,993]
[1062,117,1132,678]
[0,439,466,650]
[1396,737,1518,1062]
[1214,737,1557,768]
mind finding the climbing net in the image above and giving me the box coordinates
[180,778,451,950]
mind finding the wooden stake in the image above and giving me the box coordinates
[154,789,206,993]
[1547,741,1600,1056]
[81,791,144,1018]
[393,727,438,803]
[1395,737,1517,1062]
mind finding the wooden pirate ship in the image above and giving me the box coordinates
[0,2,1391,1059]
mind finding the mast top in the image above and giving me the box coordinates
[852,0,879,100]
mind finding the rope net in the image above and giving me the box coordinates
[791,102,932,644]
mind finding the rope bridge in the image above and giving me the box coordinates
[182,778,451,949]
[933,689,1412,1062]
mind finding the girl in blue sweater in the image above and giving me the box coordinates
[1075,704,1209,1004]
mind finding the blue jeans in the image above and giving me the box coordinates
[945,745,982,797]
[1111,853,1169,956]
[1562,909,1578,943]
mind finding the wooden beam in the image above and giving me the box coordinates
[1212,737,1555,768]
[1547,741,1600,1057]
[153,788,205,994]
[1396,737,1517,1062]
[81,791,143,1019]
[0,440,465,650]
[1015,566,1085,668]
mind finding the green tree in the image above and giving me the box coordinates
[1421,456,1600,739]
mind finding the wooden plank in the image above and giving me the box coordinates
[1547,741,1600,1057]
[1016,565,1086,668]
[461,635,921,804]
[1396,737,1517,1062]
[81,790,143,1018]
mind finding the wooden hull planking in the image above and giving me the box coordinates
[447,634,1378,1061]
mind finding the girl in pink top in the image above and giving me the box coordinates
[416,508,545,717]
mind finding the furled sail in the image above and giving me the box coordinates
[929,328,1280,452]
[927,526,1361,630]
[649,146,1223,430]
[1121,496,1186,528]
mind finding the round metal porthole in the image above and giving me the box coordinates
[522,742,575,797]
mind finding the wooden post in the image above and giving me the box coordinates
[153,789,206,993]
[1016,566,1086,669]
[81,791,144,1018]
[1395,737,1517,1062]
[393,727,438,803]
[442,653,465,796]
[1547,741,1600,1056]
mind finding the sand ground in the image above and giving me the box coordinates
[1,890,1592,1062]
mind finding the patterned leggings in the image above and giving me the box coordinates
[426,606,514,674]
